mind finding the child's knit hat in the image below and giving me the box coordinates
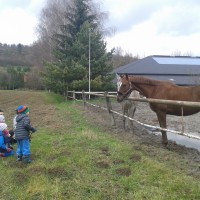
[0,115,5,123]
[17,105,29,114]
[0,123,7,131]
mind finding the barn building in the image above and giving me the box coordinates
[115,55,200,86]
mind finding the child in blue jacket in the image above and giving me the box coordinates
[0,123,14,157]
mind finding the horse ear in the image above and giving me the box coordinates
[125,73,128,80]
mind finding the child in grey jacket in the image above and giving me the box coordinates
[15,105,37,163]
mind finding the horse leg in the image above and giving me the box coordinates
[156,111,168,144]
[123,114,126,129]
[122,104,126,129]
[129,105,136,133]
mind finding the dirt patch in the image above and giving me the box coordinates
[113,159,125,164]
[28,166,46,176]
[100,146,111,156]
[13,171,28,183]
[77,101,200,179]
[47,166,70,178]
[96,161,110,169]
[115,168,131,176]
[129,154,142,162]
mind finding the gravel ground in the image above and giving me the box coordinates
[132,101,200,151]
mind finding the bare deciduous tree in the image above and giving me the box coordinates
[35,0,115,64]
[112,46,139,68]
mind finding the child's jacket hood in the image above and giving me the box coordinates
[16,114,27,123]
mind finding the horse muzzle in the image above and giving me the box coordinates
[116,95,124,103]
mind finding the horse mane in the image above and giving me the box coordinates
[128,75,173,86]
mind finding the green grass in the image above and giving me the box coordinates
[43,92,65,104]
[0,93,199,199]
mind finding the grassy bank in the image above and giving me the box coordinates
[0,92,199,199]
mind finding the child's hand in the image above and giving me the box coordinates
[3,130,10,136]
[6,148,12,152]
[31,127,37,133]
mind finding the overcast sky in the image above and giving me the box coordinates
[103,0,200,57]
[1,0,200,57]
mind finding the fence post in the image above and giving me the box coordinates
[181,106,184,133]
[104,91,116,127]
[82,90,86,108]
[66,90,68,101]
[73,90,75,103]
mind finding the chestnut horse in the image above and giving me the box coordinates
[117,74,200,144]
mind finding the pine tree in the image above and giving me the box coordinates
[42,0,115,94]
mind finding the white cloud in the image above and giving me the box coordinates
[0,0,45,45]
[104,0,200,57]
[0,8,37,44]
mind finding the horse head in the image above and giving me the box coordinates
[117,74,133,102]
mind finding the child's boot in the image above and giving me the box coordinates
[16,155,22,161]
[23,156,32,163]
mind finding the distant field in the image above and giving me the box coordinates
[0,90,56,129]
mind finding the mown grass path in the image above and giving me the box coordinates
[0,91,199,199]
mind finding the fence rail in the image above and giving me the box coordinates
[67,90,200,140]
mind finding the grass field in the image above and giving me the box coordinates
[0,90,199,200]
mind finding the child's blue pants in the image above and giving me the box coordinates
[16,139,31,156]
